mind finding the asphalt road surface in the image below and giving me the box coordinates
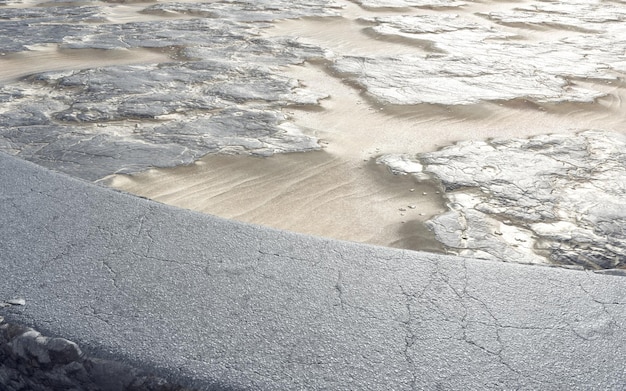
[1,152,625,390]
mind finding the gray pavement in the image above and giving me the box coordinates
[1,152,625,390]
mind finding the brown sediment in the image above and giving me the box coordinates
[101,151,447,251]
[280,61,626,157]
[0,46,171,83]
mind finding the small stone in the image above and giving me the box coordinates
[7,298,26,306]
[494,231,503,235]
[399,207,407,212]
[64,361,88,378]
[422,192,428,195]
[408,205,416,209]
[12,330,51,365]
[47,338,82,364]
[409,188,415,192]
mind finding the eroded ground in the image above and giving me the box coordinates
[1,0,625,268]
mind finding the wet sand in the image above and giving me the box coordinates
[0,47,171,83]
[104,151,447,251]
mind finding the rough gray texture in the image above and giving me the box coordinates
[352,0,467,8]
[0,1,340,53]
[0,2,332,180]
[1,152,626,390]
[142,0,342,22]
[381,130,626,269]
[0,56,323,180]
[0,316,194,391]
[0,6,99,53]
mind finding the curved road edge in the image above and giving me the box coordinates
[1,152,625,390]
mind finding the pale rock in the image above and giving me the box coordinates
[333,13,624,105]
[383,130,626,269]
[352,0,467,8]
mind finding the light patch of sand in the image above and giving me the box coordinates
[281,61,626,157]
[0,46,171,82]
[102,151,447,251]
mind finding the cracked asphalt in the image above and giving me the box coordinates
[1,152,625,390]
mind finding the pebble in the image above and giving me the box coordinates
[7,298,26,306]
[408,205,416,209]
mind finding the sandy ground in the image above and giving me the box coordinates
[103,0,626,250]
[0,47,171,83]
[105,151,446,251]
[6,0,624,251]
[102,55,626,250]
